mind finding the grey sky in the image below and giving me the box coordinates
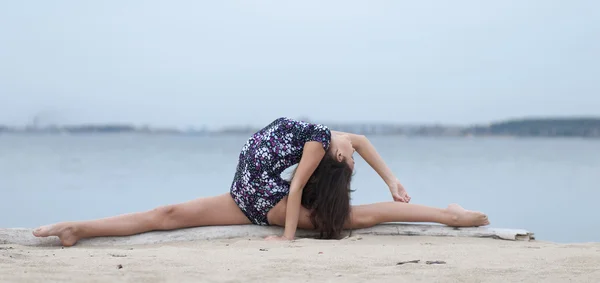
[1,1,598,129]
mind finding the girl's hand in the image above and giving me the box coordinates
[265,235,293,241]
[389,180,411,203]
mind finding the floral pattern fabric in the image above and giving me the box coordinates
[229,117,331,225]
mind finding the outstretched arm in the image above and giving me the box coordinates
[332,131,411,203]
[268,141,325,241]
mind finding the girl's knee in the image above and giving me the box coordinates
[151,205,178,229]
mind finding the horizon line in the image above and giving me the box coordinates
[2,115,600,130]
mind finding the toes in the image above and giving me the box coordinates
[32,228,45,237]
[32,225,56,237]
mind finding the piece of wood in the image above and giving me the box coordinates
[0,223,534,247]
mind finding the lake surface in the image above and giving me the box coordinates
[1,135,598,243]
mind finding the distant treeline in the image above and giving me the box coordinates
[1,118,599,138]
[64,125,138,133]
[0,125,138,134]
[466,118,600,137]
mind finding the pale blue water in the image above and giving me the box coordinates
[1,135,598,243]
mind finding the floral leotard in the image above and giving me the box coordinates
[229,117,331,225]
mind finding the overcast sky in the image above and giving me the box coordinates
[0,1,598,128]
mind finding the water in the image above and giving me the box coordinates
[1,135,598,243]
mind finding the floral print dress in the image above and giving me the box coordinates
[229,117,331,225]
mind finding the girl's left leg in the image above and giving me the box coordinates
[344,202,489,229]
[267,197,489,230]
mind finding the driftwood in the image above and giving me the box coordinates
[0,223,534,247]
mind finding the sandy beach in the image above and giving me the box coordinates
[1,235,599,283]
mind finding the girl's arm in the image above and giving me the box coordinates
[332,131,411,203]
[280,141,326,240]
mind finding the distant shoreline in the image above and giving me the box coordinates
[1,117,600,138]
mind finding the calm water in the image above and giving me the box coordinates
[1,135,598,243]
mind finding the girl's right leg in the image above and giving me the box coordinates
[33,193,251,246]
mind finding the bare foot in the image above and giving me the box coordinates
[32,223,80,247]
[446,204,490,227]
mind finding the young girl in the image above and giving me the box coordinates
[33,117,489,246]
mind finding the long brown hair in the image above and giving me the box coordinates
[294,152,354,239]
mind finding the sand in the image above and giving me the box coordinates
[1,235,599,283]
